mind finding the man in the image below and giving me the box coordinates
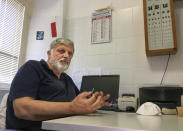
[6,38,111,131]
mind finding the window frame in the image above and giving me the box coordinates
[0,0,30,86]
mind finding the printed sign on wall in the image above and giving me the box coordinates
[91,9,112,44]
[36,31,44,40]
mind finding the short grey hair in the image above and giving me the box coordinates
[50,38,74,52]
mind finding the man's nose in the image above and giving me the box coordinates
[63,51,69,58]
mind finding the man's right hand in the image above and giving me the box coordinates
[70,91,111,114]
[12,92,111,121]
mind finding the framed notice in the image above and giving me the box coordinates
[143,0,177,56]
[91,9,112,44]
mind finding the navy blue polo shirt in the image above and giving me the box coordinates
[6,59,79,131]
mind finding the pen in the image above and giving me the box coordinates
[86,88,95,98]
[91,88,94,94]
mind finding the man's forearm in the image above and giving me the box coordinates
[13,97,74,121]
[13,92,111,121]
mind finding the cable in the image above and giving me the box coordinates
[160,53,171,85]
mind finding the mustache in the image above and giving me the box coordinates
[59,58,69,64]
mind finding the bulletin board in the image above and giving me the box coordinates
[143,0,177,56]
[91,9,112,44]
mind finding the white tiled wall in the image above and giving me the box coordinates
[25,0,183,97]
[25,0,65,61]
[64,0,183,96]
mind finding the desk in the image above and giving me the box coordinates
[42,110,183,131]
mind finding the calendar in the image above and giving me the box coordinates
[91,9,112,44]
[143,0,177,56]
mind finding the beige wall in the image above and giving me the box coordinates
[25,0,183,96]
[64,0,183,96]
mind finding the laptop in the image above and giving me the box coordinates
[80,75,120,110]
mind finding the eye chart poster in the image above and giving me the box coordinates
[146,0,174,50]
[91,9,112,44]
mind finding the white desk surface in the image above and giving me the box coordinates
[42,110,183,131]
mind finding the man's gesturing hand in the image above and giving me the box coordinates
[70,91,111,114]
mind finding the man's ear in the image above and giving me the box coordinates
[47,50,51,57]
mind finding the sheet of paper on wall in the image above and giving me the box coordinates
[36,31,44,40]
[71,68,101,89]
[51,22,57,37]
[91,9,112,44]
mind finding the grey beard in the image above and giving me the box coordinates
[49,57,69,74]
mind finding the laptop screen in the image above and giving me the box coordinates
[80,75,120,102]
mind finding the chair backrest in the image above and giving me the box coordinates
[0,93,9,129]
[0,89,9,103]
